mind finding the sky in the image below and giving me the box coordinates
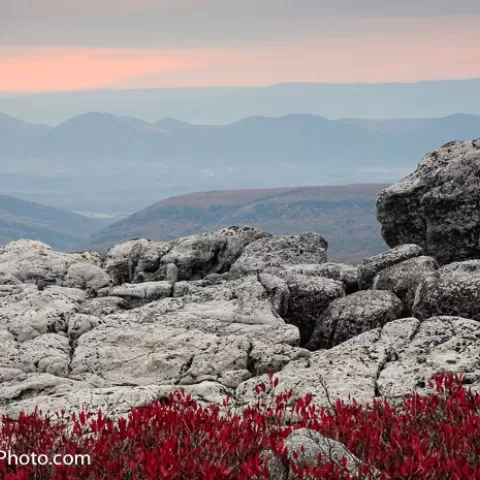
[1,0,480,93]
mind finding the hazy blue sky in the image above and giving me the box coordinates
[1,1,480,91]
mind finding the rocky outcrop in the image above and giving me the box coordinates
[1,165,480,427]
[230,233,328,277]
[103,226,268,285]
[0,240,104,290]
[357,244,424,290]
[306,290,405,350]
[266,262,358,294]
[281,274,345,345]
[372,256,439,313]
[412,260,480,321]
[237,316,480,408]
[377,139,480,264]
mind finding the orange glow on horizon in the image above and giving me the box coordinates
[2,15,480,93]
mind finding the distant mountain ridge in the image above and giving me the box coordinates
[81,184,390,263]
[0,194,110,251]
[2,79,480,125]
[1,111,479,215]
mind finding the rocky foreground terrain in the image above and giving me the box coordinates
[1,138,480,424]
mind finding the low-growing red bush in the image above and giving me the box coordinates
[0,372,479,479]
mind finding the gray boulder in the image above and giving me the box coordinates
[78,296,128,316]
[0,240,103,289]
[377,138,480,264]
[103,238,152,285]
[282,274,345,345]
[307,290,405,350]
[64,261,111,292]
[231,233,328,277]
[160,225,269,281]
[413,260,480,321]
[267,262,358,294]
[372,256,439,313]
[358,244,424,289]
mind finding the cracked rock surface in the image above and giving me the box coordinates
[1,204,480,418]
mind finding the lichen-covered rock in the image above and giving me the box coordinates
[267,262,358,294]
[412,260,480,321]
[357,244,424,289]
[100,281,173,308]
[67,314,102,342]
[64,261,111,292]
[78,296,128,316]
[0,240,103,289]
[128,240,172,283]
[231,233,328,277]
[103,226,268,285]
[107,275,300,346]
[282,274,345,345]
[70,324,254,388]
[102,238,157,285]
[307,290,405,350]
[159,225,269,281]
[372,256,439,313]
[237,316,480,409]
[377,316,480,400]
[377,138,480,264]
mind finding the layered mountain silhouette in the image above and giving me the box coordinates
[2,111,480,207]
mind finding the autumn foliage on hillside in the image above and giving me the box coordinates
[1,372,479,479]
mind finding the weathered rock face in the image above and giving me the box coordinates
[412,260,480,321]
[377,139,480,265]
[161,226,270,281]
[237,316,480,408]
[266,262,358,295]
[103,238,152,285]
[1,203,479,424]
[103,226,268,285]
[231,233,328,277]
[307,290,405,350]
[0,240,104,290]
[372,256,439,313]
[281,274,345,345]
[357,244,424,290]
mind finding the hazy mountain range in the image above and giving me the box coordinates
[1,110,480,216]
[0,194,109,251]
[2,80,480,125]
[81,184,390,263]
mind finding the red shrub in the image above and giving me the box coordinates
[0,372,479,479]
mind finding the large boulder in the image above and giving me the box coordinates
[282,274,345,345]
[357,244,424,290]
[267,262,358,294]
[231,233,328,277]
[377,138,480,264]
[412,260,480,321]
[372,256,439,313]
[307,290,405,350]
